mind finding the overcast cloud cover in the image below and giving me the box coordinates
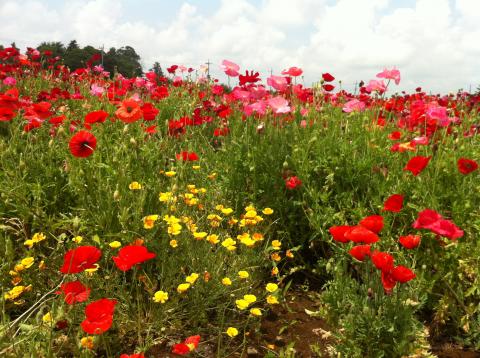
[1,0,479,93]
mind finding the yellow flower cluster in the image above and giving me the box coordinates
[24,232,46,248]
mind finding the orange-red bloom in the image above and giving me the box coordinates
[403,156,431,176]
[116,99,143,123]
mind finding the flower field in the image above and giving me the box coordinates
[0,47,479,357]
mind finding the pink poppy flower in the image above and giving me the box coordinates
[221,60,240,77]
[376,67,401,85]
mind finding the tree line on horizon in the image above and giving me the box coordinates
[5,41,166,79]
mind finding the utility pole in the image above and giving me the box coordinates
[100,44,104,67]
[206,59,211,80]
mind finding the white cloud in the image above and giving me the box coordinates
[0,0,479,92]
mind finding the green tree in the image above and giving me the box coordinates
[150,61,165,78]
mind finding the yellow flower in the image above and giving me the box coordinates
[252,233,264,242]
[221,208,233,215]
[169,239,178,248]
[159,191,173,202]
[42,312,53,323]
[165,171,176,177]
[238,233,256,247]
[222,238,237,251]
[80,336,95,350]
[14,264,25,272]
[153,290,169,303]
[25,232,46,248]
[221,277,232,286]
[85,263,100,275]
[271,252,281,262]
[177,283,191,293]
[143,215,159,229]
[38,260,46,270]
[109,241,122,248]
[226,327,239,337]
[129,181,142,190]
[20,257,34,269]
[215,204,224,211]
[286,250,294,259]
[238,271,249,279]
[32,232,46,243]
[235,299,249,310]
[244,210,257,219]
[72,236,83,244]
[243,294,257,304]
[192,165,201,170]
[245,205,256,212]
[207,234,220,244]
[168,223,182,235]
[4,285,31,301]
[262,208,274,215]
[271,240,282,250]
[193,232,207,240]
[266,295,279,305]
[271,267,279,276]
[266,283,278,293]
[207,172,217,180]
[186,273,199,284]
[250,308,262,316]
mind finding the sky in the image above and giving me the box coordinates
[1,0,479,93]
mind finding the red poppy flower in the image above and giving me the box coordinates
[172,335,200,355]
[388,131,401,140]
[345,226,379,244]
[359,215,384,234]
[116,99,143,123]
[403,156,431,176]
[141,102,159,121]
[60,246,102,274]
[391,266,416,283]
[285,176,302,190]
[112,245,156,272]
[120,354,144,358]
[329,225,352,243]
[349,245,371,261]
[399,234,421,249]
[322,73,335,82]
[81,298,117,334]
[429,219,464,240]
[57,281,91,305]
[371,251,394,273]
[85,110,108,125]
[322,84,335,92]
[69,130,97,158]
[382,194,404,213]
[381,270,397,292]
[412,209,442,229]
[457,158,478,175]
[213,127,230,137]
[176,151,199,162]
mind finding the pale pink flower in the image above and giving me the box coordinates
[93,65,104,73]
[366,79,387,93]
[221,60,240,77]
[268,96,291,114]
[90,83,105,97]
[300,120,307,128]
[342,99,366,113]
[232,88,250,101]
[376,67,401,85]
[412,136,429,145]
[267,75,288,92]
